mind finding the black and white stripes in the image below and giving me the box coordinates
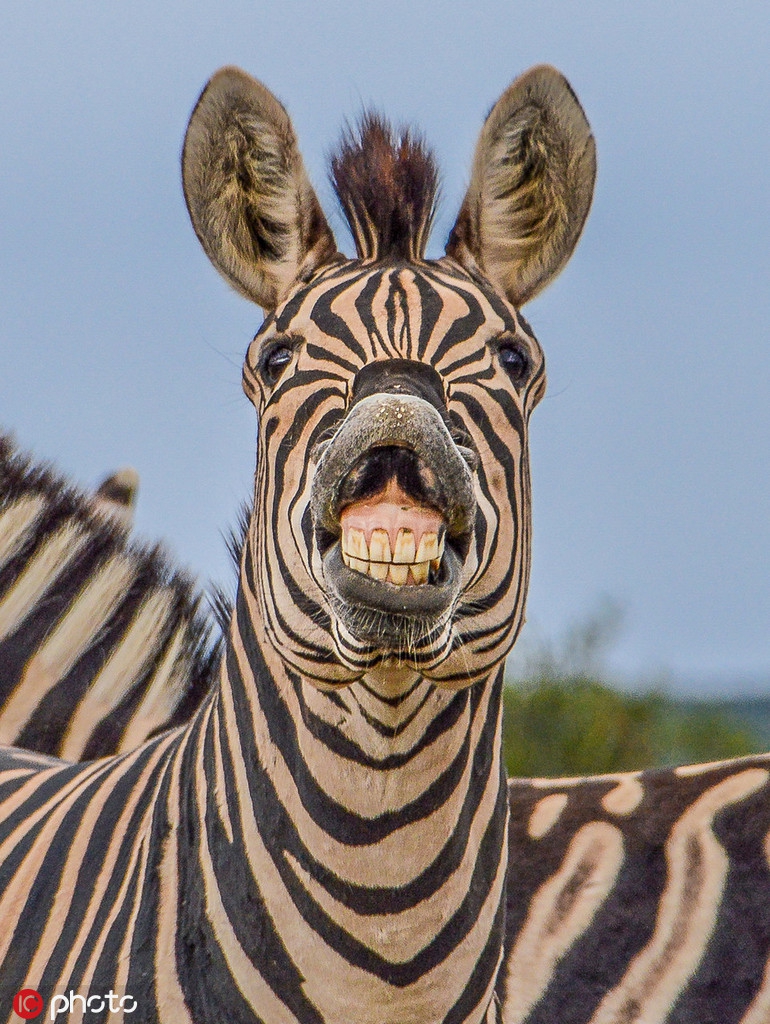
[501,760,770,1024]
[241,260,544,687]
[0,435,219,760]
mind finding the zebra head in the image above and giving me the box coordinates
[182,66,595,689]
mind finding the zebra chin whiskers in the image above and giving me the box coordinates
[329,601,456,674]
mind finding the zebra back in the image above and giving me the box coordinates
[0,433,220,760]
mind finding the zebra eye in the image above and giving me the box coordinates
[497,340,530,385]
[260,342,295,383]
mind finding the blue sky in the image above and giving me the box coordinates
[2,1,768,692]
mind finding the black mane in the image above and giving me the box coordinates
[330,113,439,262]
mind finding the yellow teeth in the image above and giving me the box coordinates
[346,527,367,560]
[369,529,390,561]
[388,564,409,585]
[393,528,416,564]
[341,527,444,586]
[416,532,439,563]
[410,560,429,585]
[368,529,390,580]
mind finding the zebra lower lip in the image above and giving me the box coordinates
[322,541,463,619]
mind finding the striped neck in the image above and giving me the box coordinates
[180,579,510,1024]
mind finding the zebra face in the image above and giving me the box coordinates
[183,65,595,688]
[239,262,545,683]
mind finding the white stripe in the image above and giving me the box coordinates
[0,521,87,643]
[58,588,174,760]
[0,554,135,738]
[0,493,46,571]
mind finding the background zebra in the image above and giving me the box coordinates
[1,62,769,1024]
[0,433,220,760]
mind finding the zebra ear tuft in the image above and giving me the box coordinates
[446,66,596,306]
[182,67,339,310]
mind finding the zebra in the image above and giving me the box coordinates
[0,433,220,760]
[2,62,768,1024]
[1,61,585,1022]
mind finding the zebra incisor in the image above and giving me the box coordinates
[4,63,768,1024]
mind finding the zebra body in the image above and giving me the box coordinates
[4,60,764,1024]
[504,759,770,1024]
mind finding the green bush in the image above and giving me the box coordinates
[502,675,761,778]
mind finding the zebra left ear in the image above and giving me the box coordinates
[183,67,338,311]
[446,66,596,306]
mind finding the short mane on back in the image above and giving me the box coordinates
[330,113,439,263]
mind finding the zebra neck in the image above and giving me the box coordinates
[188,583,511,1023]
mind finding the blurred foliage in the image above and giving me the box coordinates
[502,677,760,777]
[503,599,763,777]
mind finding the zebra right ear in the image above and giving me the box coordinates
[446,66,596,306]
[182,67,338,311]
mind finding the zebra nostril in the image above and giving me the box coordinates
[309,423,343,464]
